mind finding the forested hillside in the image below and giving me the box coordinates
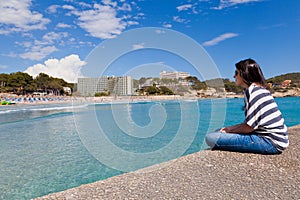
[0,72,74,95]
[267,73,300,87]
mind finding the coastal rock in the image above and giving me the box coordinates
[273,88,300,97]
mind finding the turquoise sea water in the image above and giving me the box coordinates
[0,97,299,199]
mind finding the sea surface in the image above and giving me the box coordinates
[0,97,299,199]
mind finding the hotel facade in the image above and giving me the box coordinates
[160,71,190,79]
[77,76,133,96]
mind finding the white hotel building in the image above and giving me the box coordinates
[77,76,133,96]
[160,71,190,79]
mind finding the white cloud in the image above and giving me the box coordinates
[259,23,285,30]
[126,21,139,26]
[78,2,92,8]
[16,41,32,48]
[47,5,60,13]
[62,5,75,10]
[24,54,86,83]
[71,3,137,39]
[0,52,17,58]
[118,3,132,11]
[17,31,69,60]
[177,4,193,12]
[133,13,145,20]
[173,16,189,24]
[132,43,145,50]
[102,0,117,8]
[230,0,261,3]
[202,33,239,46]
[176,3,199,14]
[163,23,172,28]
[0,64,8,69]
[0,29,10,35]
[42,32,69,44]
[56,23,72,28]
[213,0,262,10]
[0,0,50,34]
[20,46,58,60]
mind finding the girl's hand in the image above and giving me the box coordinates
[219,127,228,133]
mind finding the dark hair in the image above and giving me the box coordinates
[235,58,268,88]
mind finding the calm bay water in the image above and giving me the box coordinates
[0,97,299,199]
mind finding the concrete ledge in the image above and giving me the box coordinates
[35,125,300,199]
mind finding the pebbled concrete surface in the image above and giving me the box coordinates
[35,125,300,200]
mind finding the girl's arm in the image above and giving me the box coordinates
[220,122,254,134]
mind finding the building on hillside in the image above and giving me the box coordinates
[138,79,158,91]
[281,80,291,88]
[160,71,190,79]
[63,87,72,95]
[77,76,133,96]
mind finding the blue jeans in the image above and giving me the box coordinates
[205,131,281,155]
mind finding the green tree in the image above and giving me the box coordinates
[7,72,34,94]
[185,76,207,90]
[95,92,109,97]
[223,79,243,93]
[267,72,300,88]
[34,73,72,95]
[139,77,147,85]
[0,73,9,92]
[34,73,51,92]
[133,79,139,88]
[0,72,74,95]
[145,86,159,95]
[159,86,174,95]
[160,78,178,85]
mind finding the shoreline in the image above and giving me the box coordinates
[35,124,300,199]
[1,91,300,106]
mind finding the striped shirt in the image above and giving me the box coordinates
[244,83,289,151]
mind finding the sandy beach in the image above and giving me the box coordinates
[0,93,73,105]
[0,94,194,105]
[35,125,300,200]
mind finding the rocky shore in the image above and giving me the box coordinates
[272,88,300,98]
[35,125,300,200]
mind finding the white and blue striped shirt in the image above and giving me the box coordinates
[244,83,289,151]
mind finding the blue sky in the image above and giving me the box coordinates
[0,0,299,82]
